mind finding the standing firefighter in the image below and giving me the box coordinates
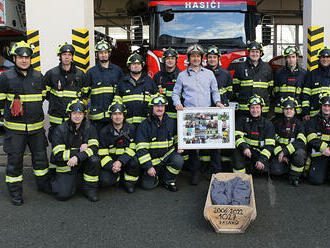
[43,42,87,141]
[0,41,51,205]
[98,102,140,193]
[205,45,233,106]
[233,41,273,117]
[114,53,157,126]
[232,95,275,174]
[153,48,181,119]
[306,93,330,185]
[86,40,124,132]
[273,46,306,117]
[302,47,330,120]
[51,99,100,201]
[272,97,307,186]
[136,94,184,192]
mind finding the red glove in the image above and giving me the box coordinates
[10,98,23,117]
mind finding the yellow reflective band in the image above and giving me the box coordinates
[302,87,311,95]
[167,112,177,119]
[125,147,135,157]
[122,94,145,102]
[138,153,152,164]
[320,142,328,152]
[321,134,330,142]
[200,155,211,162]
[262,106,269,112]
[63,150,70,161]
[286,143,295,154]
[85,148,93,157]
[126,116,147,124]
[307,133,318,142]
[151,158,161,166]
[265,139,275,146]
[49,163,57,169]
[261,149,271,159]
[302,101,309,107]
[244,138,259,146]
[278,86,297,93]
[269,80,274,87]
[297,133,307,144]
[235,138,245,147]
[149,140,174,149]
[101,156,112,167]
[311,148,322,157]
[49,115,68,125]
[6,93,43,102]
[165,90,173,97]
[129,142,136,150]
[219,88,227,94]
[274,106,283,114]
[81,87,90,94]
[235,131,244,136]
[238,104,249,111]
[274,146,282,155]
[310,110,320,117]
[183,154,189,161]
[221,156,231,162]
[91,86,115,95]
[253,81,268,88]
[113,95,123,104]
[166,165,180,175]
[0,93,6,100]
[56,166,71,173]
[6,175,23,183]
[50,89,79,98]
[124,173,139,182]
[151,147,175,166]
[34,168,49,177]
[290,164,304,173]
[53,144,66,156]
[88,139,99,147]
[240,80,253,86]
[226,85,233,92]
[4,120,44,132]
[98,148,109,156]
[83,173,99,182]
[233,168,246,174]
[89,112,106,120]
[311,86,330,95]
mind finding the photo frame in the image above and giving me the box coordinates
[177,107,235,149]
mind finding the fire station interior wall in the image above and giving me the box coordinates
[25,0,95,74]
[303,0,330,68]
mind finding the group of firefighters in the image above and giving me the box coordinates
[0,38,330,206]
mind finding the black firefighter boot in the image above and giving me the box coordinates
[124,181,136,193]
[82,181,99,202]
[35,174,53,195]
[7,182,24,206]
[289,175,300,187]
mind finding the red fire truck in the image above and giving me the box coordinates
[144,0,258,77]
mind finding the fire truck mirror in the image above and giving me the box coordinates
[161,9,174,22]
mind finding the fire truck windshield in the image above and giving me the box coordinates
[155,11,250,50]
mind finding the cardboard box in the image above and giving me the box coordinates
[203,173,257,233]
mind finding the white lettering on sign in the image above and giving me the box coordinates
[185,1,221,9]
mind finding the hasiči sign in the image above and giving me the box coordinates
[185,1,221,9]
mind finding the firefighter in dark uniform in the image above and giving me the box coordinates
[306,92,330,185]
[205,45,233,106]
[43,42,87,142]
[153,48,181,119]
[86,40,124,133]
[302,47,330,121]
[233,41,273,118]
[272,97,307,186]
[232,95,275,173]
[136,94,184,192]
[51,99,100,201]
[273,46,306,118]
[0,41,51,205]
[98,102,140,193]
[114,53,157,127]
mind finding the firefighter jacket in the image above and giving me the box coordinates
[0,66,45,134]
[274,65,306,115]
[235,115,275,164]
[136,113,177,170]
[98,121,136,171]
[51,118,99,170]
[43,63,87,125]
[306,113,330,158]
[114,72,157,125]
[86,62,124,121]
[302,65,330,117]
[233,58,273,113]
[153,66,181,118]
[272,116,306,157]
[205,65,233,106]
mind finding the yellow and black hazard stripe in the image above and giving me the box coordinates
[27,30,41,71]
[307,26,324,71]
[72,28,90,73]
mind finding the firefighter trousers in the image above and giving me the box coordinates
[51,155,100,201]
[308,155,330,185]
[188,149,222,175]
[141,152,184,190]
[4,130,50,196]
[99,157,140,187]
[271,149,306,177]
